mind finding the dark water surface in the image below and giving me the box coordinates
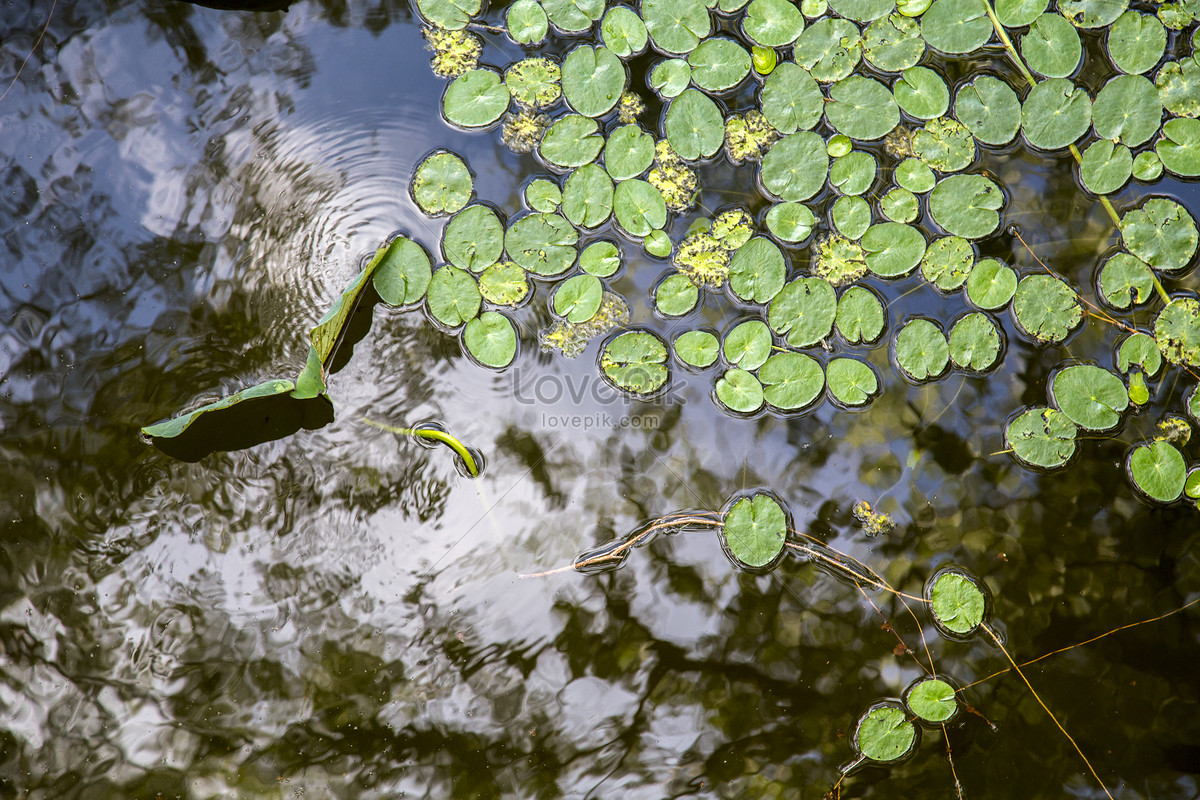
[2,1,1199,798]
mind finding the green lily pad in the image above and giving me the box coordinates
[830,151,877,195]
[742,0,806,47]
[752,45,778,74]
[427,265,482,327]
[642,0,712,55]
[716,367,766,413]
[412,150,474,217]
[462,311,517,368]
[505,212,579,276]
[729,237,787,303]
[722,319,773,369]
[768,277,838,347]
[965,258,1017,310]
[826,75,900,141]
[506,0,549,43]
[895,317,950,381]
[1134,151,1165,181]
[829,0,896,21]
[1080,140,1133,195]
[913,116,975,173]
[562,163,615,229]
[602,5,649,57]
[863,222,927,278]
[442,68,509,129]
[1093,74,1162,147]
[1007,406,1078,469]
[759,61,824,134]
[1128,441,1187,502]
[1098,252,1154,310]
[995,0,1047,27]
[895,158,936,192]
[921,0,992,54]
[478,262,530,306]
[141,378,298,440]
[722,493,787,567]
[793,18,862,83]
[832,196,872,239]
[1154,296,1200,367]
[880,187,919,223]
[1121,198,1199,274]
[443,204,504,272]
[826,357,879,405]
[765,202,818,243]
[614,179,669,236]
[539,114,605,169]
[525,178,561,212]
[812,234,868,285]
[655,273,700,316]
[687,37,752,92]
[563,46,626,118]
[1155,56,1200,118]
[1012,274,1083,344]
[505,58,561,110]
[906,678,958,723]
[922,235,973,292]
[416,0,480,29]
[650,58,693,98]
[374,236,433,307]
[1106,11,1166,75]
[1021,13,1082,79]
[855,706,917,763]
[1021,78,1092,151]
[1157,118,1200,177]
[541,0,604,33]
[600,330,670,395]
[1117,332,1163,377]
[929,571,986,634]
[665,89,725,160]
[1051,364,1129,431]
[836,285,887,344]
[760,351,825,410]
[929,174,1004,239]
[954,75,1022,146]
[862,13,924,71]
[554,274,604,323]
[1059,0,1128,27]
[604,124,655,180]
[894,66,950,120]
[673,329,720,368]
[760,131,829,201]
[581,240,623,277]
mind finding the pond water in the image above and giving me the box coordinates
[2,0,1200,797]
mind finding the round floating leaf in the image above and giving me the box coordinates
[505,212,579,276]
[674,329,720,367]
[1187,467,1200,499]
[1107,11,1166,75]
[752,45,778,74]
[554,274,604,322]
[896,158,936,192]
[505,58,561,110]
[949,311,1002,370]
[1021,13,1082,79]
[525,178,561,212]
[929,174,1003,239]
[880,187,919,223]
[563,46,626,118]
[443,68,509,129]
[1121,198,1199,274]
[581,240,623,276]
[722,493,787,567]
[1021,79,1092,151]
[1155,57,1200,118]
[412,150,474,216]
[829,0,896,21]
[729,237,787,303]
[769,277,838,347]
[1133,151,1165,181]
[793,18,862,83]
[417,0,480,29]
[760,131,829,201]
[1155,296,1200,367]
[930,572,985,634]
[825,75,900,141]
[1059,0,1128,27]
[562,163,615,228]
[427,265,482,327]
[722,319,773,369]
[374,237,433,307]
[765,202,817,242]
[827,357,879,405]
[650,58,693,98]
[655,273,700,316]
[539,114,605,169]
[1012,274,1083,343]
[715,368,766,412]
[1098,252,1154,309]
[836,285,887,344]
[833,196,872,239]
[742,0,806,46]
[906,678,957,723]
[1051,364,1129,431]
[1157,118,1200,177]
[863,222,927,278]
[759,62,824,134]
[604,124,655,180]
[665,89,725,160]
[922,235,974,292]
[645,229,673,257]
[600,330,669,394]
[602,6,649,57]
[966,258,1017,310]
[895,317,950,381]
[614,179,668,236]
[830,151,877,195]
[642,0,712,55]
[921,0,992,54]
[1007,406,1078,468]
[1117,332,1163,377]
[541,0,605,33]
[856,706,917,763]
[478,262,530,306]
[803,0,829,14]
[862,13,924,71]
[463,311,517,368]
[444,204,504,271]
[826,134,853,158]
[1128,441,1187,502]
[506,0,549,44]
[913,117,975,172]
[893,66,950,120]
[954,76,1022,146]
[760,351,825,410]
[996,0,1046,25]
[1093,74,1161,147]
[1080,139,1133,195]
[687,37,752,92]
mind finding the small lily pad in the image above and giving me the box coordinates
[830,151,877,195]
[563,45,626,118]
[642,0,711,55]
[862,222,926,279]
[954,75,1022,146]
[1093,74,1162,147]
[759,351,825,410]
[768,277,838,347]
[462,311,517,368]
[600,330,670,395]
[541,0,604,33]
[1021,79,1092,151]
[443,68,509,129]
[913,117,975,172]
[674,329,720,368]
[539,114,605,170]
[765,202,817,243]
[1157,118,1200,178]
[602,5,649,57]
[581,240,623,277]
[760,131,829,202]
[741,0,806,47]
[759,62,825,134]
[895,317,950,381]
[1154,296,1200,367]
[995,0,1047,27]
[716,367,766,413]
[562,163,615,229]
[1012,274,1083,344]
[412,150,474,217]
[645,229,674,257]
[1080,139,1133,195]
[825,75,900,141]
[855,706,917,763]
[687,37,752,92]
[929,571,986,635]
[793,17,862,83]
[604,124,655,180]
[729,237,787,303]
[828,0,896,22]
[1021,13,1082,79]
[1128,441,1187,502]
[921,235,974,292]
[722,493,787,567]
[506,212,579,276]
[722,319,773,370]
[949,311,1002,371]
[895,158,936,193]
[525,178,561,212]
[554,274,604,322]
[1098,252,1155,310]
[836,285,887,345]
[965,258,1017,310]
[1117,332,1163,377]
[1155,56,1200,118]
[416,0,480,29]
[443,204,504,272]
[427,265,482,327]
[665,89,725,160]
[862,13,924,72]
[826,357,879,406]
[374,236,433,307]
[650,58,693,99]
[614,179,668,237]
[929,174,1004,239]
[478,262,530,306]
[906,678,958,723]
[1007,406,1078,468]
[1106,11,1166,75]
[880,187,919,222]
[1060,0,1128,27]
[655,273,700,317]
[832,196,872,239]
[1121,198,1199,274]
[1133,151,1164,181]
[921,0,992,54]
[1051,364,1129,431]
[506,0,548,43]
[506,58,561,110]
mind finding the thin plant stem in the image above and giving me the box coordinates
[359,416,480,476]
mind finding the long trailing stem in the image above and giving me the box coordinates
[358,416,480,476]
